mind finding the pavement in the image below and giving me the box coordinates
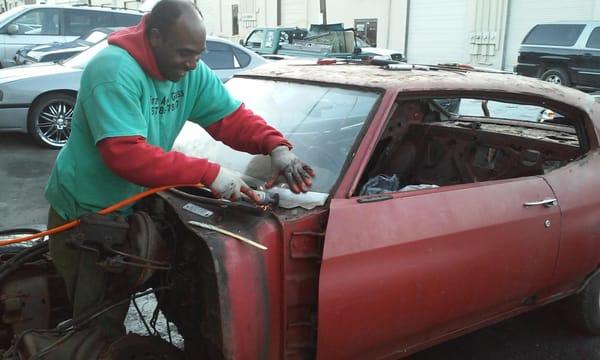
[1,132,600,359]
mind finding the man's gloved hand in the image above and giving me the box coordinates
[266,146,315,193]
[210,167,261,203]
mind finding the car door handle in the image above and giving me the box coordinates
[523,198,558,207]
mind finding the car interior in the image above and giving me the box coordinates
[355,96,586,196]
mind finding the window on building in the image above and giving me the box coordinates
[523,24,585,46]
[586,27,600,49]
[354,18,377,47]
[232,4,239,36]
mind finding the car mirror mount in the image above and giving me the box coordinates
[7,24,19,35]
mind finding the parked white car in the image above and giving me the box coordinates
[0,5,142,68]
[0,36,266,148]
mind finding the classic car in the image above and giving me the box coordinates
[0,36,266,149]
[0,61,598,359]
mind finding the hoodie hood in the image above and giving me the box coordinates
[107,15,166,80]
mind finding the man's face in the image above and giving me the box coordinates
[149,12,206,82]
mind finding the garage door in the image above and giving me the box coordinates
[406,0,469,65]
[504,0,597,71]
[281,0,306,27]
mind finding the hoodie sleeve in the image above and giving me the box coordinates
[97,136,221,188]
[206,103,291,155]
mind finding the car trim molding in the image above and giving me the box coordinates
[0,104,29,109]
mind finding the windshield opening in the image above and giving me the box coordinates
[174,77,381,194]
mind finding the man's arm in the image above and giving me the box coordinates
[205,103,291,154]
[97,136,220,188]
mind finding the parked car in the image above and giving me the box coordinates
[514,21,600,90]
[241,24,404,61]
[0,36,266,148]
[1,60,599,358]
[14,27,120,65]
[0,4,142,68]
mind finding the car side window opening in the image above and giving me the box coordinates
[202,41,237,69]
[355,96,586,196]
[586,27,600,49]
[64,10,112,36]
[246,30,264,48]
[9,9,59,35]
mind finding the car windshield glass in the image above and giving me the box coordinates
[174,78,380,194]
[63,40,108,68]
[82,30,108,44]
[0,7,25,24]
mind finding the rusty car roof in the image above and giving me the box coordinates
[239,61,600,139]
[241,62,599,114]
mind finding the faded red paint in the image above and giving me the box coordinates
[177,64,600,359]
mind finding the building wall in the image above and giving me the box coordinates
[327,0,407,51]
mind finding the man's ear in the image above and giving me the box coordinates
[148,28,162,48]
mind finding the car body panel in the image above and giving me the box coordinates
[545,150,600,286]
[317,176,561,359]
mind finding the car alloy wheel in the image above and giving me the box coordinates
[545,74,562,84]
[540,67,571,87]
[28,93,76,149]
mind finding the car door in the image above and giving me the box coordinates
[543,149,600,287]
[317,179,560,359]
[577,26,600,88]
[1,8,67,67]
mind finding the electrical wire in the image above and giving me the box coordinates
[0,184,204,247]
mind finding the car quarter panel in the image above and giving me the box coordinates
[544,150,600,287]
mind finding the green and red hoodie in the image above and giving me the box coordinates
[99,16,290,188]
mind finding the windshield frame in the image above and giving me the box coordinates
[237,75,384,197]
[176,75,384,200]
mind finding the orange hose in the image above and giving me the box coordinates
[0,183,202,246]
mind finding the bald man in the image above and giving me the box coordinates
[44,0,314,340]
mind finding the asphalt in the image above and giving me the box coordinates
[0,133,57,230]
[1,132,600,359]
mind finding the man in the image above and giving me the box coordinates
[44,0,314,343]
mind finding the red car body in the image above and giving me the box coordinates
[91,62,596,360]
[166,63,600,359]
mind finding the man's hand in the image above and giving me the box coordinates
[266,146,315,193]
[210,167,261,203]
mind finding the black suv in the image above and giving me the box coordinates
[515,22,600,90]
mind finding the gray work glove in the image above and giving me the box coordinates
[266,146,315,193]
[210,167,260,203]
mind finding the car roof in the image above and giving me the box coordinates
[241,61,600,116]
[536,20,600,26]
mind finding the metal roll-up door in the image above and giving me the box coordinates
[406,0,469,65]
[281,0,306,27]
